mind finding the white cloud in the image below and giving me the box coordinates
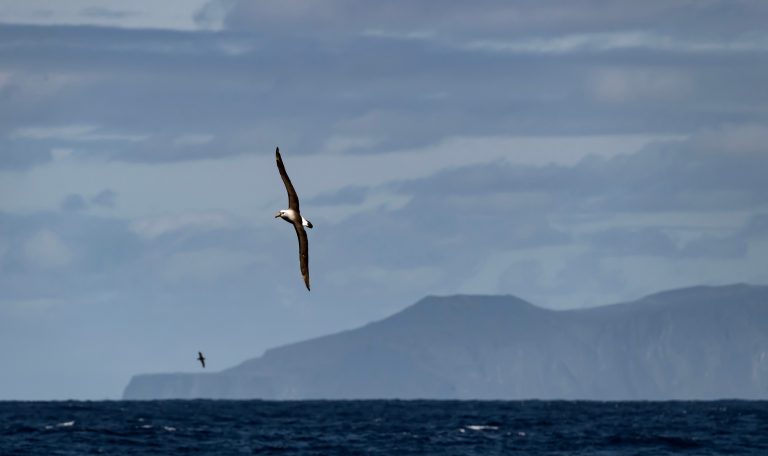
[590,69,691,103]
[327,265,442,291]
[322,135,380,154]
[130,211,237,239]
[173,133,215,147]
[692,124,768,155]
[12,125,148,142]
[22,230,73,269]
[160,248,259,283]
[0,0,212,30]
[387,133,686,168]
[464,31,768,54]
[0,72,99,102]
[361,29,435,41]
[50,148,74,161]
[0,71,11,89]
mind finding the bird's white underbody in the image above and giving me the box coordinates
[276,209,313,228]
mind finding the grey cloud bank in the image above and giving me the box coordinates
[2,3,768,169]
[213,0,768,40]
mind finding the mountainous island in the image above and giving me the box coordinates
[123,284,768,400]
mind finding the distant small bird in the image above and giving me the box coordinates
[197,351,206,368]
[274,147,313,290]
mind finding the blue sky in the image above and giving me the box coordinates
[1,0,767,399]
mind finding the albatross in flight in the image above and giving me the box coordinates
[197,351,206,368]
[274,147,313,290]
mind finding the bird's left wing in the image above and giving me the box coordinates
[293,223,310,290]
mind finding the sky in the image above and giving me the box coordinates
[1,0,767,400]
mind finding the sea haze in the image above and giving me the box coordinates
[1,400,766,455]
[124,284,768,400]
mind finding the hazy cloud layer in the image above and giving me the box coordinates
[396,127,768,213]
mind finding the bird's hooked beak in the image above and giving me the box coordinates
[274,211,282,218]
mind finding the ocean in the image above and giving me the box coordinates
[1,400,766,455]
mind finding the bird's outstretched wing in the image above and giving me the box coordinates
[275,147,300,211]
[293,223,310,290]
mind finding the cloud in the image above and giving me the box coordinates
[60,193,87,212]
[309,185,369,206]
[22,229,73,269]
[744,213,768,238]
[322,135,381,154]
[0,211,141,282]
[463,32,768,55]
[159,247,260,283]
[90,189,117,208]
[690,124,768,156]
[11,125,147,142]
[672,212,768,260]
[680,235,748,259]
[590,68,692,104]
[173,133,215,147]
[129,211,237,239]
[0,138,52,169]
[209,0,768,41]
[395,128,768,213]
[585,227,678,257]
[59,189,117,212]
[80,7,137,20]
[0,210,262,302]
[0,0,211,30]
[3,15,767,170]
[313,190,571,285]
[3,123,764,308]
[193,0,235,30]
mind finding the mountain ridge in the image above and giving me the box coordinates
[123,283,768,400]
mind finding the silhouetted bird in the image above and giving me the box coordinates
[274,147,312,290]
[197,351,206,368]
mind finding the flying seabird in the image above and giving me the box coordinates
[197,351,206,368]
[274,147,313,290]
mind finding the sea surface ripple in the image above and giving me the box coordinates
[1,400,766,455]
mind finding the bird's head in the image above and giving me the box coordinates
[275,210,284,218]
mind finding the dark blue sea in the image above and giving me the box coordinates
[1,400,766,455]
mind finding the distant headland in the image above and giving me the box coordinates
[123,283,768,400]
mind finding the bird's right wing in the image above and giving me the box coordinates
[275,147,300,211]
[293,223,310,290]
